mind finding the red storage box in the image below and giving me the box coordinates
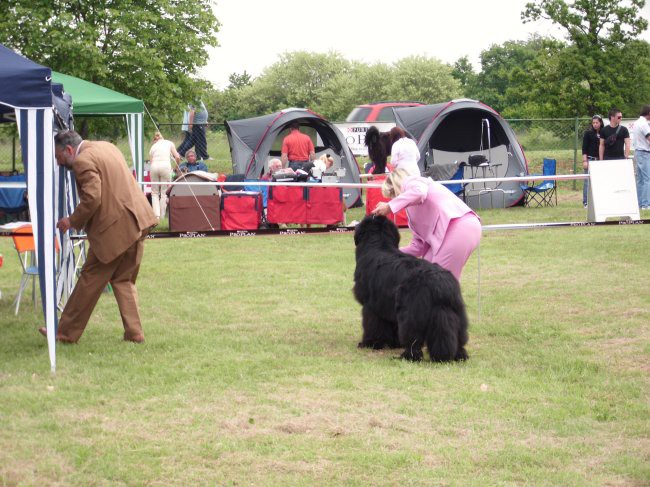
[220,191,263,230]
[306,186,343,225]
[267,185,307,224]
[365,176,408,227]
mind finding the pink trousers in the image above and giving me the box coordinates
[431,213,482,281]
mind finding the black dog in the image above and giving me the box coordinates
[364,126,392,174]
[353,216,469,362]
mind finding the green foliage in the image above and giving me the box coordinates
[213,52,462,122]
[0,0,220,120]
[512,0,650,116]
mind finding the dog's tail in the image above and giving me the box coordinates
[425,306,467,362]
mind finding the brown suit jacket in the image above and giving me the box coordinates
[69,141,157,263]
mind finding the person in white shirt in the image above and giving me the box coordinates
[148,131,181,220]
[631,104,650,209]
[389,126,421,176]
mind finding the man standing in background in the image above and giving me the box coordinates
[631,105,650,210]
[177,100,211,161]
[39,131,157,344]
[281,122,315,171]
[599,108,631,160]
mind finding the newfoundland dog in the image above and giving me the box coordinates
[353,215,469,362]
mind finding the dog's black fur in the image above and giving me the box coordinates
[365,126,392,174]
[353,216,469,362]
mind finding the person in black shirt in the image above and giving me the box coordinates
[599,108,631,160]
[581,115,603,207]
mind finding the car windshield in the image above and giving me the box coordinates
[346,107,371,122]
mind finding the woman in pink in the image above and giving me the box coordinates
[372,168,481,281]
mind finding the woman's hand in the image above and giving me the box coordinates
[372,201,392,216]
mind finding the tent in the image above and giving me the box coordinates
[394,99,529,208]
[225,108,361,208]
[51,71,145,185]
[0,44,60,371]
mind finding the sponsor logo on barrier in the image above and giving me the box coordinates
[229,230,256,237]
[180,232,207,238]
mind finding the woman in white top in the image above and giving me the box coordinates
[389,126,421,176]
[149,131,181,220]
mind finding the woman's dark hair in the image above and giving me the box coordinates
[389,126,407,145]
[591,115,604,132]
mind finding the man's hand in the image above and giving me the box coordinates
[57,217,72,233]
[372,201,392,216]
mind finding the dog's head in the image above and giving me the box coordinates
[354,215,400,249]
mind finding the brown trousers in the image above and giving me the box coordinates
[57,233,147,342]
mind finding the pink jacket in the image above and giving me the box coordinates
[388,176,478,260]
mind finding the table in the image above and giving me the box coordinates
[468,163,505,208]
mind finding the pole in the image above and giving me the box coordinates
[573,117,579,191]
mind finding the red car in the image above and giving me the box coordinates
[345,101,424,123]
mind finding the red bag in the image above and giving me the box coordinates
[267,185,307,224]
[306,186,344,225]
[365,174,408,227]
[220,191,262,230]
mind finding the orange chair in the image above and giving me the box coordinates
[11,224,59,315]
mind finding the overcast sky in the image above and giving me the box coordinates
[200,0,650,89]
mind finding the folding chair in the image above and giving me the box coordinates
[442,162,468,201]
[11,224,39,314]
[520,158,557,207]
[11,224,59,314]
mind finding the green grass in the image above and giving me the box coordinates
[1,193,648,485]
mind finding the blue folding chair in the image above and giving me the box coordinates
[442,162,467,201]
[520,158,557,207]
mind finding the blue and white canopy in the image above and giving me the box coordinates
[0,44,60,372]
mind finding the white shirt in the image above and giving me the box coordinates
[631,115,650,152]
[149,139,176,167]
[390,137,421,176]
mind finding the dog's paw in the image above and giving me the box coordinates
[454,347,469,361]
[400,349,423,362]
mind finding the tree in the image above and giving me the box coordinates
[388,56,462,103]
[452,56,477,93]
[522,0,649,114]
[0,0,220,120]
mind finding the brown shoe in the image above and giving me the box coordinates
[38,327,76,343]
[124,334,145,343]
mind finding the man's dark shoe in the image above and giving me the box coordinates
[124,334,145,343]
[38,327,76,343]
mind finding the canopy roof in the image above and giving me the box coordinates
[51,71,143,115]
[0,44,52,116]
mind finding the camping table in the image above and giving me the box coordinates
[468,163,505,209]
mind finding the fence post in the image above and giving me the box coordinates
[573,117,579,191]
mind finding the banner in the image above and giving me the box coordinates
[334,122,395,156]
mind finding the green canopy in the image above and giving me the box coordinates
[51,71,144,115]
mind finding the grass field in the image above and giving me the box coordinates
[0,190,648,485]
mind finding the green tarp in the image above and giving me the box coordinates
[51,71,144,115]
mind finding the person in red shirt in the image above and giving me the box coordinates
[281,122,315,171]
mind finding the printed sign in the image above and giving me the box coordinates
[334,122,395,157]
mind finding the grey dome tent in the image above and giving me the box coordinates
[394,99,529,208]
[225,108,361,208]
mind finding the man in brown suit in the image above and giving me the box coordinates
[39,131,157,343]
